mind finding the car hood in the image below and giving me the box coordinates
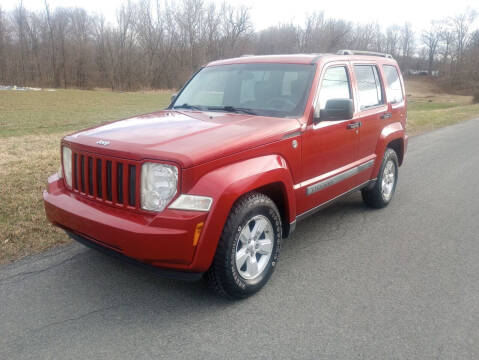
[64,110,300,168]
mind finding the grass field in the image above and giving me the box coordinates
[0,89,172,263]
[405,78,479,134]
[1,79,478,264]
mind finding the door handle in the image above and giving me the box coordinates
[347,121,361,129]
[380,112,392,120]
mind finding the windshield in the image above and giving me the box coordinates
[172,63,315,118]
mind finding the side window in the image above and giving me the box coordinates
[354,65,384,110]
[383,65,403,104]
[318,66,351,110]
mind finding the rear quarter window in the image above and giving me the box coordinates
[383,65,404,104]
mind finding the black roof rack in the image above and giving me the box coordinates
[336,49,393,59]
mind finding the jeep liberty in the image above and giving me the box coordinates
[44,50,408,299]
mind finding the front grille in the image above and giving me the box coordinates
[70,150,139,209]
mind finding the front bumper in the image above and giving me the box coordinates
[44,174,208,271]
[67,231,203,280]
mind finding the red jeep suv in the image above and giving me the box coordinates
[44,50,407,299]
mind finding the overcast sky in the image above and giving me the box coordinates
[2,0,478,32]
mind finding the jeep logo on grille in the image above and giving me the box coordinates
[96,139,110,146]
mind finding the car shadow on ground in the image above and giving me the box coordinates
[52,192,371,308]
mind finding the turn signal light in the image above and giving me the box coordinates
[193,222,204,246]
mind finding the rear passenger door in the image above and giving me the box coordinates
[352,64,388,162]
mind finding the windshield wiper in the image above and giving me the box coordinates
[207,106,257,115]
[172,103,204,111]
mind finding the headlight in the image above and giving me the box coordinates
[169,195,213,212]
[62,146,72,187]
[141,162,178,212]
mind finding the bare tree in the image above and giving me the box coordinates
[175,0,204,72]
[54,8,70,88]
[400,22,415,69]
[385,25,401,58]
[351,23,379,51]
[422,21,443,75]
[12,1,29,85]
[115,0,136,89]
[69,8,91,88]
[220,3,252,58]
[299,12,325,52]
[256,24,300,54]
[0,6,8,83]
[452,9,477,63]
[44,0,60,87]
[0,1,478,91]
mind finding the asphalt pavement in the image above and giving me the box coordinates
[1,118,479,359]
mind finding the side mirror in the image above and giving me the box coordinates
[170,93,177,104]
[314,98,354,123]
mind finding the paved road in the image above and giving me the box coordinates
[2,119,479,360]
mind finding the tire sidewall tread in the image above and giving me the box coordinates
[207,192,282,299]
[362,148,399,209]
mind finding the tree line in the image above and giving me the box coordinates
[0,0,477,91]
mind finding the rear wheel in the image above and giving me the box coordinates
[362,148,399,208]
[206,192,282,299]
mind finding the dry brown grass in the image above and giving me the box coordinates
[1,81,479,265]
[0,88,171,265]
[406,78,478,135]
[0,134,68,263]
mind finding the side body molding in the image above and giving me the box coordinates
[186,155,297,272]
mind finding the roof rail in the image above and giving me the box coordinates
[336,49,393,59]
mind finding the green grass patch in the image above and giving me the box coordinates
[0,89,172,264]
[408,100,461,112]
[0,89,172,137]
[1,84,479,264]
[408,103,479,134]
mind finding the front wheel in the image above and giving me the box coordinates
[206,192,282,299]
[362,148,399,209]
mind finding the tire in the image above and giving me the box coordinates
[362,148,399,209]
[206,192,282,299]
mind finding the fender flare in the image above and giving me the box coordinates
[187,154,296,271]
[372,122,405,177]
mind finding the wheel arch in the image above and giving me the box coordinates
[372,122,406,177]
[186,155,297,272]
[387,138,404,166]
[250,182,292,239]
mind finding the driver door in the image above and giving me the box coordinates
[298,63,360,214]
